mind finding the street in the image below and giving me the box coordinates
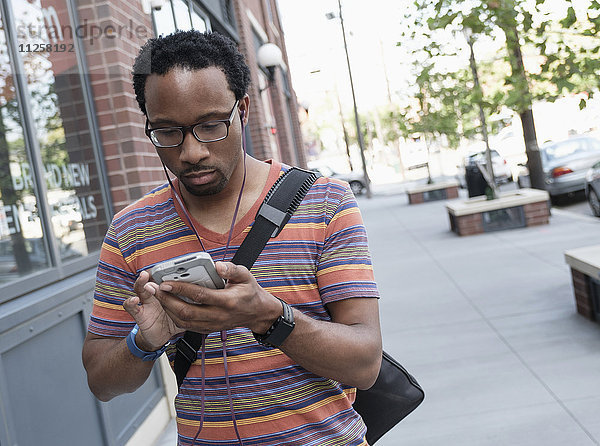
[553,190,596,218]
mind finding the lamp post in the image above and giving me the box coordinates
[327,0,372,198]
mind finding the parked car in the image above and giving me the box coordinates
[312,165,367,196]
[456,149,513,188]
[516,136,600,199]
[585,161,600,217]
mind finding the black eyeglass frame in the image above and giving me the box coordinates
[144,100,240,148]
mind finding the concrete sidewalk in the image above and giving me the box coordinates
[360,190,600,445]
[155,187,600,446]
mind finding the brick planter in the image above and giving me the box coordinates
[446,188,550,236]
[407,181,459,204]
[564,245,600,322]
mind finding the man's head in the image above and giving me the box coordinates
[133,31,251,115]
[133,31,252,197]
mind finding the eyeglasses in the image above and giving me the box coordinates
[145,100,240,148]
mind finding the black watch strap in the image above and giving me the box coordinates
[253,298,295,348]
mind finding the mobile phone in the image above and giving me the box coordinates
[150,252,225,303]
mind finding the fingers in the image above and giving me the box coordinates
[133,270,155,301]
[125,271,150,317]
[150,264,256,332]
[215,262,251,284]
[125,271,163,319]
[153,286,218,333]
[158,280,219,305]
[123,295,141,318]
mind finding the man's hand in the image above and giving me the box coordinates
[145,261,382,390]
[124,270,183,350]
[150,262,281,335]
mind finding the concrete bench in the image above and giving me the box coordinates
[564,245,600,322]
[445,188,550,236]
[407,181,459,205]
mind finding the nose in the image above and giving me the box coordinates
[179,130,210,165]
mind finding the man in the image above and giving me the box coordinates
[82,30,382,445]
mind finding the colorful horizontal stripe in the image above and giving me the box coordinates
[88,161,379,445]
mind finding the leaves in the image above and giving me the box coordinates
[397,0,600,144]
[559,6,577,28]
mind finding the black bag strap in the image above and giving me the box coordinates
[174,167,319,389]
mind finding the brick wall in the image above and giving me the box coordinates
[78,0,164,213]
[453,213,484,236]
[234,0,274,162]
[450,199,550,236]
[267,0,304,167]
[409,185,459,205]
[524,201,550,227]
[236,0,305,166]
[408,192,424,205]
[77,0,305,212]
[571,268,595,320]
[446,186,459,199]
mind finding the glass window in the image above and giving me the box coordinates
[264,0,274,24]
[545,139,587,161]
[153,0,176,36]
[0,9,50,283]
[173,0,192,31]
[10,0,108,268]
[191,9,208,32]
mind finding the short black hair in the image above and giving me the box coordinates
[132,30,251,115]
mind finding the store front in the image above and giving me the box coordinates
[0,0,111,298]
[0,1,183,444]
[0,0,303,443]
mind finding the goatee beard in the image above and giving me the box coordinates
[181,175,228,196]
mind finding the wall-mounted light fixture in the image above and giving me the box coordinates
[257,43,283,92]
[141,0,166,15]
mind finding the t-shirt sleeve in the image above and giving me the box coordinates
[88,222,136,338]
[316,181,380,305]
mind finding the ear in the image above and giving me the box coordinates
[239,94,250,125]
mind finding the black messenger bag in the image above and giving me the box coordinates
[173,167,424,444]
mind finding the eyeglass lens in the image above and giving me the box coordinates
[151,121,228,147]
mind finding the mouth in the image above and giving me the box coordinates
[183,170,217,186]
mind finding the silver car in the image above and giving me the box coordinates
[313,166,367,196]
[542,136,600,197]
[517,136,600,198]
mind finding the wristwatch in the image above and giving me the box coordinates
[253,297,295,348]
[126,324,169,361]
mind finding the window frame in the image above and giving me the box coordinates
[151,0,213,36]
[0,0,113,302]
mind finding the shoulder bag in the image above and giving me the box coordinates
[173,167,424,444]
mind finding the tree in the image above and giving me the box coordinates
[400,0,600,190]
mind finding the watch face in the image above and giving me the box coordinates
[253,299,295,347]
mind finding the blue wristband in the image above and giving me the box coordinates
[126,324,169,361]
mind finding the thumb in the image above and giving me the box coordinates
[215,261,250,283]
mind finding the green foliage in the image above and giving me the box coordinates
[398,0,600,146]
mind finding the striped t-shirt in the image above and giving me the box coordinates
[89,161,380,445]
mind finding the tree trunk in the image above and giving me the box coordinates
[501,15,546,190]
[519,109,546,190]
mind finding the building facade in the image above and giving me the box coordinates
[0,0,305,444]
